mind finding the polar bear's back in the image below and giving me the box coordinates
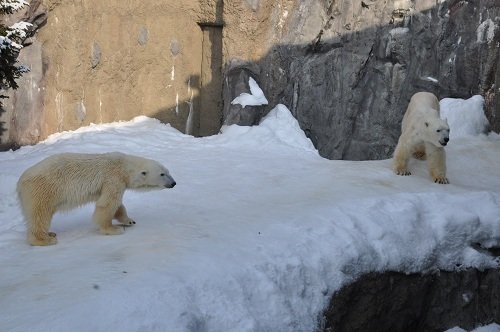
[402,92,440,132]
[17,152,128,210]
[19,152,125,183]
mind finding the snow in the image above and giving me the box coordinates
[476,19,497,44]
[231,77,269,108]
[473,324,500,332]
[0,0,29,12]
[389,27,409,36]
[446,323,500,332]
[424,76,439,83]
[441,95,490,139]
[0,99,499,332]
[7,21,33,40]
[0,15,32,52]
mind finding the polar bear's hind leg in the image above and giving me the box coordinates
[27,202,58,246]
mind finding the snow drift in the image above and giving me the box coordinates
[0,100,499,332]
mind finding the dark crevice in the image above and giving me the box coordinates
[320,269,500,332]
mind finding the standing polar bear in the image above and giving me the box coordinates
[17,152,176,246]
[393,92,450,184]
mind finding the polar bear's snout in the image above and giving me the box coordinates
[159,171,176,188]
[164,174,176,188]
[440,137,449,146]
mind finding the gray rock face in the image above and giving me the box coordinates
[224,1,499,160]
[320,269,500,332]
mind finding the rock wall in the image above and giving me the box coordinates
[1,0,498,161]
[321,269,500,332]
[231,0,499,160]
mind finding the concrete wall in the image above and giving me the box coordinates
[1,0,228,146]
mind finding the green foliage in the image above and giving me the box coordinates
[0,0,31,107]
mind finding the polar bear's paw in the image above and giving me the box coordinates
[100,225,125,235]
[117,217,136,226]
[395,168,411,176]
[433,176,449,184]
[28,232,58,246]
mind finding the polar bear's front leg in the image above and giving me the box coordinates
[393,139,412,176]
[425,143,449,184]
[114,204,136,226]
[93,185,125,235]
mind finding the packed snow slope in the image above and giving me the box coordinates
[1,103,499,332]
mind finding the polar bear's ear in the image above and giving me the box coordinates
[425,122,429,127]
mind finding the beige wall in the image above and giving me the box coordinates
[2,0,301,146]
[39,1,203,136]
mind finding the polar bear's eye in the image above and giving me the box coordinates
[436,129,441,133]
[141,171,147,176]
[160,173,165,177]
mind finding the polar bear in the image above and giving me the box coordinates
[393,92,450,184]
[17,152,176,246]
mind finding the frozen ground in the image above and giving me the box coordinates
[0,100,499,332]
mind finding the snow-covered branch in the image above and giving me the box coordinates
[0,0,29,14]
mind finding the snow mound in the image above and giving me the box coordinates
[0,98,499,331]
[440,95,490,139]
[219,104,316,152]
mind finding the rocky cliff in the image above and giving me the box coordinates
[321,268,500,332]
[225,0,499,160]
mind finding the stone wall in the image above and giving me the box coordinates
[226,0,499,160]
[321,269,500,332]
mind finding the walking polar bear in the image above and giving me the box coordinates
[393,92,450,184]
[17,152,176,246]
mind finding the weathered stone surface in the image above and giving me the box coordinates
[225,0,499,160]
[320,269,500,332]
[3,40,46,148]
[1,0,210,147]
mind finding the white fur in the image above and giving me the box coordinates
[17,152,176,246]
[393,92,450,184]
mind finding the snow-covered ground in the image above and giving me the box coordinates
[0,99,499,332]
[448,324,500,332]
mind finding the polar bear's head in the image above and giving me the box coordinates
[127,156,176,190]
[425,118,450,147]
